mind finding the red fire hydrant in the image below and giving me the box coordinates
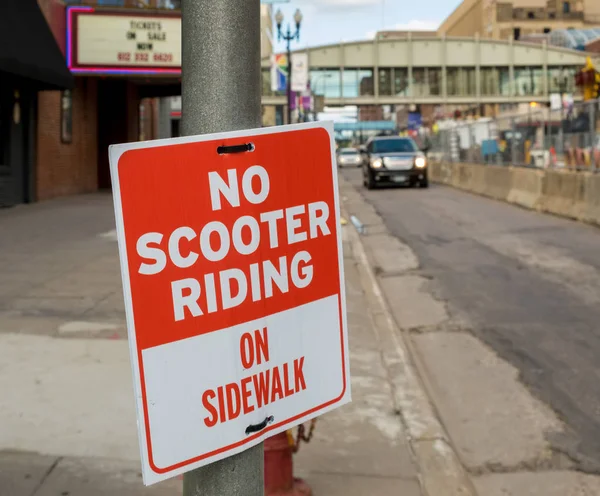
[264,421,316,496]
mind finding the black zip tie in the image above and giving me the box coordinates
[217,142,255,155]
[245,415,274,435]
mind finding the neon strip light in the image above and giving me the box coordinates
[66,6,182,76]
[67,6,93,69]
[70,67,181,75]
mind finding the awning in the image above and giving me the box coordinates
[0,0,73,90]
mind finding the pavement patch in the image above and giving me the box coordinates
[411,332,566,472]
[473,470,600,496]
[58,320,120,334]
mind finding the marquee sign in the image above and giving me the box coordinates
[67,7,182,74]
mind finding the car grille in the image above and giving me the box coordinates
[384,157,413,170]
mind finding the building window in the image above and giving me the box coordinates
[481,67,502,95]
[393,68,409,96]
[412,68,442,97]
[527,11,535,19]
[513,27,521,40]
[309,70,341,98]
[378,68,392,96]
[428,68,442,96]
[499,68,511,96]
[358,69,374,96]
[548,66,578,94]
[563,1,570,13]
[60,90,73,144]
[447,68,476,96]
[342,69,358,98]
[514,67,544,96]
[261,69,273,96]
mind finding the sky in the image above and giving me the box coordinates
[271,0,462,52]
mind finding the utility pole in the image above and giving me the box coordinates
[181,0,263,493]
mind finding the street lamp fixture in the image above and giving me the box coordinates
[275,8,302,124]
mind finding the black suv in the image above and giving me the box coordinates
[361,136,428,189]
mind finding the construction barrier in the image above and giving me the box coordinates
[430,161,600,227]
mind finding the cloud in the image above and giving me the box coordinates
[393,20,440,31]
[300,0,381,12]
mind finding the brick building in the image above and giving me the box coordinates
[0,0,168,206]
[4,1,272,206]
[0,0,73,206]
[438,0,600,41]
[35,0,174,203]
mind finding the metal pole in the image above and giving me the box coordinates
[590,99,596,172]
[510,117,517,166]
[286,30,292,125]
[181,0,264,494]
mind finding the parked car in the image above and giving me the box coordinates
[361,136,428,189]
[336,147,363,168]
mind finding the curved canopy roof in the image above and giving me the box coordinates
[549,29,600,51]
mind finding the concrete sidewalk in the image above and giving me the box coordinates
[0,192,423,495]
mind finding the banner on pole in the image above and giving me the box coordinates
[291,53,309,93]
[271,54,287,93]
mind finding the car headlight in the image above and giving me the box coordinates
[371,158,383,169]
[414,156,427,168]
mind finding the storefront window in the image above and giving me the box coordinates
[309,70,341,98]
[379,68,392,96]
[394,68,409,96]
[447,68,476,96]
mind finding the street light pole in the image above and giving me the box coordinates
[181,0,263,493]
[275,8,302,125]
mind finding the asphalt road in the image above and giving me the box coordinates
[341,167,600,473]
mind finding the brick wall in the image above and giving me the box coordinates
[36,78,99,201]
[36,0,99,201]
[585,38,600,53]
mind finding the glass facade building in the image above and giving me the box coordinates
[265,64,582,100]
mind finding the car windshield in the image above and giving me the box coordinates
[371,139,417,154]
[340,149,359,155]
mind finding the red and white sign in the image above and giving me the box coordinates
[109,122,350,485]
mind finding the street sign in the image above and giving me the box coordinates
[109,122,350,485]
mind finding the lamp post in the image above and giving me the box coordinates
[275,8,302,125]
[311,73,332,121]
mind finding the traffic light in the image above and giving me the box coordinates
[593,71,600,100]
[577,57,600,101]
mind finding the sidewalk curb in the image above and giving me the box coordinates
[340,183,477,496]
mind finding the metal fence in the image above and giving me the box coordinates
[430,99,600,172]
